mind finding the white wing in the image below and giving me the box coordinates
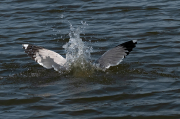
[22,44,66,71]
[96,40,137,69]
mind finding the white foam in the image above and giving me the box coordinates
[63,24,92,68]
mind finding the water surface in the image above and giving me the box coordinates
[0,0,180,118]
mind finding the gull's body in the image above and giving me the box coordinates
[22,40,137,71]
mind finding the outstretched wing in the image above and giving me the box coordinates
[22,44,66,71]
[96,40,137,69]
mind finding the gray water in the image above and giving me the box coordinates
[1,0,180,118]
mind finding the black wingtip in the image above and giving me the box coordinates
[22,44,44,61]
[118,40,137,53]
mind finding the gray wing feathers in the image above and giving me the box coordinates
[97,40,137,69]
[22,44,66,71]
[97,47,127,69]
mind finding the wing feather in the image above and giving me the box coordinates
[22,44,66,71]
[96,40,137,69]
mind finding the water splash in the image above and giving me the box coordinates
[63,22,92,70]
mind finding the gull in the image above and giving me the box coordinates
[22,40,137,71]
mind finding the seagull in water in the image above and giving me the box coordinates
[22,40,137,71]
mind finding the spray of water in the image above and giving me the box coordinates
[62,22,93,73]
